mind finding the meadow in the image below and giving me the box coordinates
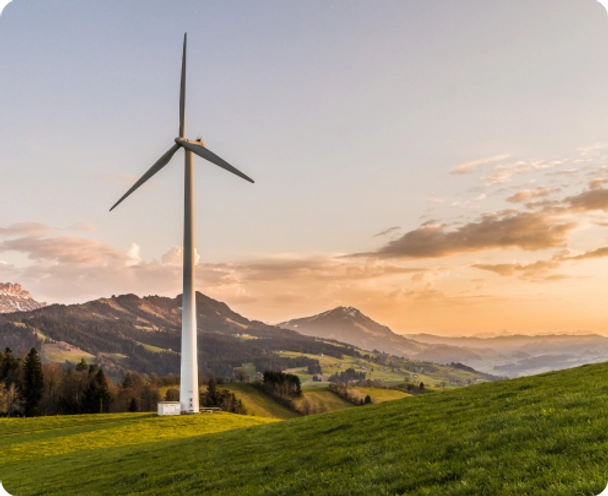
[4,362,608,495]
[278,351,490,388]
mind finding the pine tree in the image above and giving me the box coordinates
[1,347,21,386]
[75,359,88,372]
[82,369,112,413]
[128,396,139,412]
[23,348,44,416]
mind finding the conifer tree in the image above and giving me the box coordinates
[75,358,88,372]
[1,347,21,386]
[83,369,112,413]
[23,348,44,416]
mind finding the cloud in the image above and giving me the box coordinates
[235,256,424,282]
[472,259,564,282]
[589,178,608,190]
[507,187,554,203]
[578,143,608,156]
[373,226,401,238]
[472,245,608,282]
[480,161,531,186]
[0,221,433,316]
[477,160,561,187]
[448,155,510,175]
[0,235,131,265]
[0,222,98,238]
[373,210,576,259]
[567,187,608,211]
[160,246,201,265]
[549,168,578,176]
[565,246,608,261]
[0,222,56,237]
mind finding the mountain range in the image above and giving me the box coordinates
[279,306,481,364]
[280,306,608,378]
[3,281,608,379]
[407,332,608,377]
[0,291,362,378]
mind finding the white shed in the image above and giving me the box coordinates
[158,401,181,416]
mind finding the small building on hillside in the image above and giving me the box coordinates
[158,401,181,416]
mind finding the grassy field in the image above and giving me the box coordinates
[4,362,608,494]
[352,387,411,403]
[40,342,95,363]
[279,351,489,389]
[222,383,299,419]
[292,389,354,413]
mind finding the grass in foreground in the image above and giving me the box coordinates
[0,412,275,463]
[4,362,608,494]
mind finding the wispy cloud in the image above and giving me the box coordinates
[578,143,608,156]
[373,226,401,238]
[479,160,560,186]
[448,154,510,175]
[507,187,554,203]
[565,246,608,261]
[472,259,564,282]
[472,245,608,281]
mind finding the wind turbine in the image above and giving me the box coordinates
[110,33,254,414]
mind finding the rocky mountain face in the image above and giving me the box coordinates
[0,283,46,314]
[279,307,480,363]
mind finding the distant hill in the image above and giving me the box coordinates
[0,282,46,314]
[279,306,481,363]
[408,332,608,377]
[0,292,360,377]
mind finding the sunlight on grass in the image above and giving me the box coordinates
[1,412,276,463]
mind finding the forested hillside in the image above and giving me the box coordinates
[0,292,359,378]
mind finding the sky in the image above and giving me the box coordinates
[2,0,608,336]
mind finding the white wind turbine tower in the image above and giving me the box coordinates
[110,33,254,414]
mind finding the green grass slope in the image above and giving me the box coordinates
[353,386,411,403]
[293,389,355,413]
[5,362,608,495]
[222,383,300,419]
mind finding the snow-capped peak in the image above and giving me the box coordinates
[0,282,46,314]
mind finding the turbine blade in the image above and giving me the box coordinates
[179,33,187,138]
[176,138,255,183]
[109,143,180,211]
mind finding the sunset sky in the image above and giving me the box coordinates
[2,0,608,335]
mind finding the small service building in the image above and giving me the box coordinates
[158,401,181,416]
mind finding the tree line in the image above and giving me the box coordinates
[0,347,180,416]
[0,346,256,417]
[0,347,113,416]
[328,367,366,383]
